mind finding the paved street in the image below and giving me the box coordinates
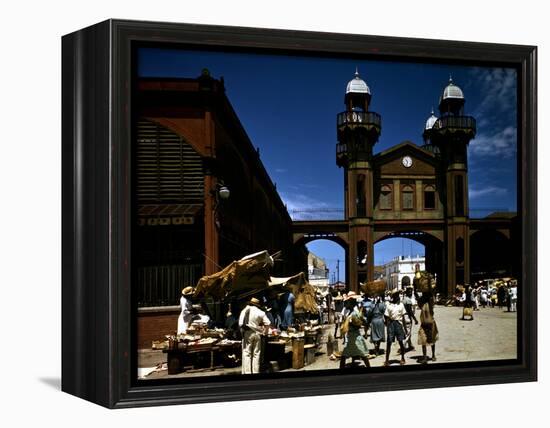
[310,304,517,369]
[139,305,517,379]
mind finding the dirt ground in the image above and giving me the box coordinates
[138,305,517,379]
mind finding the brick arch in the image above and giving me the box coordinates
[293,234,349,251]
[374,230,445,294]
[374,230,443,246]
[470,228,510,240]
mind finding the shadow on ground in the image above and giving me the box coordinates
[38,377,61,390]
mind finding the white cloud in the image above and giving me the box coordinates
[470,67,517,121]
[467,67,517,160]
[469,126,517,158]
[469,185,507,199]
[299,183,322,189]
[280,192,330,212]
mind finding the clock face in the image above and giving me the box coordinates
[402,156,413,168]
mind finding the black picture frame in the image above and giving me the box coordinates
[62,19,537,409]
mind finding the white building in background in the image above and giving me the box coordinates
[307,252,329,294]
[382,255,425,290]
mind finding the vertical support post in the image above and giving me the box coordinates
[348,233,358,292]
[366,227,374,283]
[204,175,219,275]
[203,112,219,275]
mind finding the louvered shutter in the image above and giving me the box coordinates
[136,120,204,203]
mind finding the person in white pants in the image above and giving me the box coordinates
[238,297,271,374]
[509,286,518,312]
[177,286,195,335]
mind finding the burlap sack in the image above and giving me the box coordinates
[361,280,386,296]
[414,272,434,293]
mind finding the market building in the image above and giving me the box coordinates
[293,71,519,296]
[134,71,307,348]
[134,68,519,349]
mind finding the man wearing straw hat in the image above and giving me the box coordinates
[177,286,195,335]
[238,297,272,374]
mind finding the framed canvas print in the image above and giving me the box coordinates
[62,19,537,408]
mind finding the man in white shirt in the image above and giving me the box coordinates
[384,290,407,366]
[177,286,195,335]
[238,297,272,374]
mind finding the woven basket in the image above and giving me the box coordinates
[361,280,386,296]
[413,272,434,293]
[463,306,473,318]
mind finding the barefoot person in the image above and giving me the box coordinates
[365,294,386,356]
[417,292,439,364]
[340,295,371,369]
[384,290,407,366]
[461,285,475,320]
[403,286,418,351]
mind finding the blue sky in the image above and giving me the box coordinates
[138,48,518,282]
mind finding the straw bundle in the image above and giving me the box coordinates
[361,280,386,296]
[413,272,435,293]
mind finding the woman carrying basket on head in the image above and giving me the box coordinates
[362,280,387,357]
[417,291,439,364]
[365,294,386,356]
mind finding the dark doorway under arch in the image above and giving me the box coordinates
[470,230,513,280]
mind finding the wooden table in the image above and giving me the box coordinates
[264,339,287,363]
[164,342,241,375]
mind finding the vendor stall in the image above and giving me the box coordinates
[163,326,241,374]
[163,250,323,374]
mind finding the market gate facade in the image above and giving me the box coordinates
[293,72,518,296]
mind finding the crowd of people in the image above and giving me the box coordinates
[335,288,438,368]
[234,285,442,372]
[453,280,518,316]
[175,277,517,375]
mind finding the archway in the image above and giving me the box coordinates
[374,232,443,292]
[299,238,348,291]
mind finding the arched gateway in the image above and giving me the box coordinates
[293,71,517,296]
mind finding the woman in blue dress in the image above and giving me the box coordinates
[366,295,386,356]
[279,291,295,330]
[265,290,281,329]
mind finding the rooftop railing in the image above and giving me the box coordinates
[433,115,476,133]
[337,111,382,128]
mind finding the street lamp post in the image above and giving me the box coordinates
[211,182,230,229]
[204,180,230,275]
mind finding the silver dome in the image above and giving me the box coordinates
[425,109,438,130]
[346,69,371,95]
[442,76,464,100]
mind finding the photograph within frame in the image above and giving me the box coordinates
[61,19,537,408]
[132,44,521,382]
